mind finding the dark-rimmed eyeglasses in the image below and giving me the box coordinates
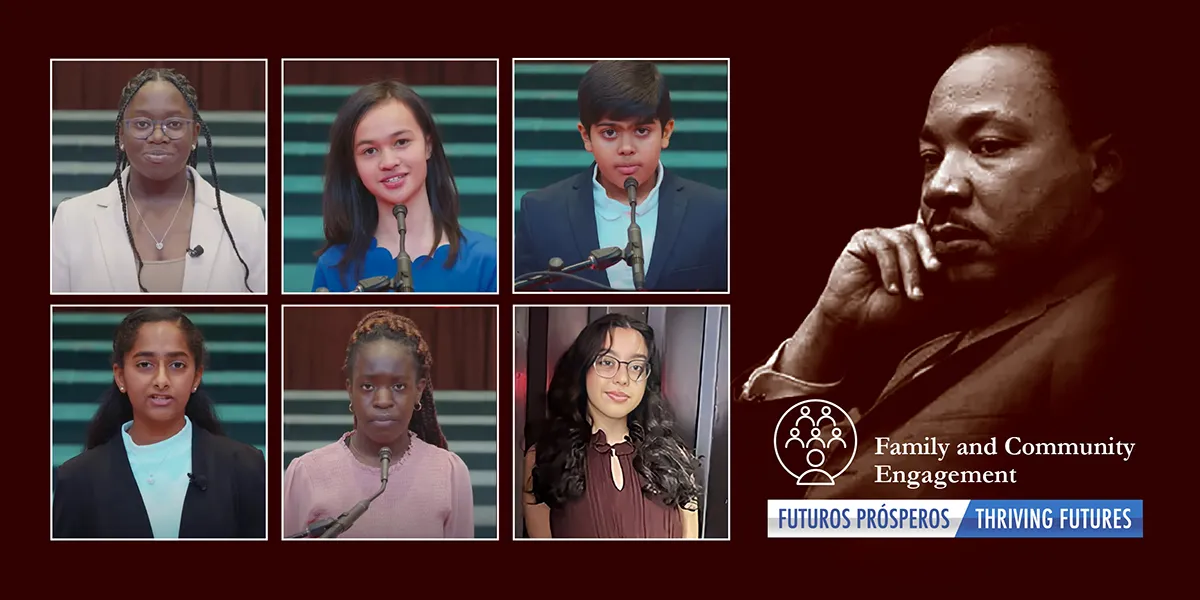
[123,117,194,140]
[593,355,649,383]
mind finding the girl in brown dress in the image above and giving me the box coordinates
[522,313,701,538]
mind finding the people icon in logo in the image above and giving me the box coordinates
[828,427,847,449]
[817,406,836,427]
[773,399,857,486]
[785,427,805,448]
[799,448,835,486]
[796,406,815,428]
[806,428,827,448]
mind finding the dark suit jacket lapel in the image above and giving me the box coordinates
[876,304,1050,404]
[179,427,212,538]
[858,246,1122,435]
[103,438,154,537]
[566,167,608,287]
[646,169,686,291]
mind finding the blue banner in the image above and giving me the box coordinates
[767,499,1143,538]
[955,499,1142,538]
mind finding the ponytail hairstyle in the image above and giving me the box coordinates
[85,307,225,449]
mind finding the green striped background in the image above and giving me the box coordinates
[283,389,497,539]
[51,110,267,220]
[51,310,268,488]
[282,85,499,292]
[513,61,728,214]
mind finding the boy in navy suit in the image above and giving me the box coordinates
[514,61,728,292]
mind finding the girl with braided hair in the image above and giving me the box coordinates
[52,66,266,293]
[283,310,475,538]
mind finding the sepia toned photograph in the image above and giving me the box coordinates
[737,21,1151,502]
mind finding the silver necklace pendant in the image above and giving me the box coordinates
[155,242,164,250]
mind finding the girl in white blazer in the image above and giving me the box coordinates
[51,67,266,294]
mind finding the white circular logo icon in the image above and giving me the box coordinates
[773,399,857,486]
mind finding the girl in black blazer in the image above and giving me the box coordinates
[52,307,266,539]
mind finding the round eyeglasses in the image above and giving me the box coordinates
[593,355,649,383]
[123,117,194,140]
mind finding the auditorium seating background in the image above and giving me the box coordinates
[51,307,268,492]
[51,61,267,223]
[512,60,729,220]
[282,306,498,539]
[281,60,499,292]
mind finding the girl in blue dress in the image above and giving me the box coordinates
[312,80,497,293]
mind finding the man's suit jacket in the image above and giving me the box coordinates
[514,166,727,291]
[744,248,1142,499]
[51,166,267,293]
[52,426,267,538]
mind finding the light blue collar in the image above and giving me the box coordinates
[592,160,664,222]
[121,415,192,452]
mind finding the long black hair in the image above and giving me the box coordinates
[344,310,448,449]
[84,307,225,449]
[528,313,700,510]
[114,68,252,292]
[318,80,464,286]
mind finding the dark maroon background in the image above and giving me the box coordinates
[37,9,1183,587]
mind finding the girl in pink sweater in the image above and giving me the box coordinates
[284,310,474,538]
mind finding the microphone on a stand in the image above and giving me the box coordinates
[379,446,392,483]
[512,247,625,291]
[392,205,414,292]
[623,176,646,291]
[318,446,391,538]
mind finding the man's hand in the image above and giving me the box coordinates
[814,222,942,333]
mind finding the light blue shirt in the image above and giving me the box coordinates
[592,161,664,290]
[121,416,193,538]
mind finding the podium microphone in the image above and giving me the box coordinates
[319,446,391,538]
[379,446,392,483]
[623,176,646,291]
[392,205,414,292]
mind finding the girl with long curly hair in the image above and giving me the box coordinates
[523,313,700,538]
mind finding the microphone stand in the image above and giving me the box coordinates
[391,204,414,292]
[313,206,414,293]
[286,516,338,538]
[286,447,389,539]
[623,177,646,291]
[514,247,624,290]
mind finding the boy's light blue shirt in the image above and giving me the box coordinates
[592,161,664,290]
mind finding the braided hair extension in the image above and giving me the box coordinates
[344,310,448,449]
[113,68,252,292]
